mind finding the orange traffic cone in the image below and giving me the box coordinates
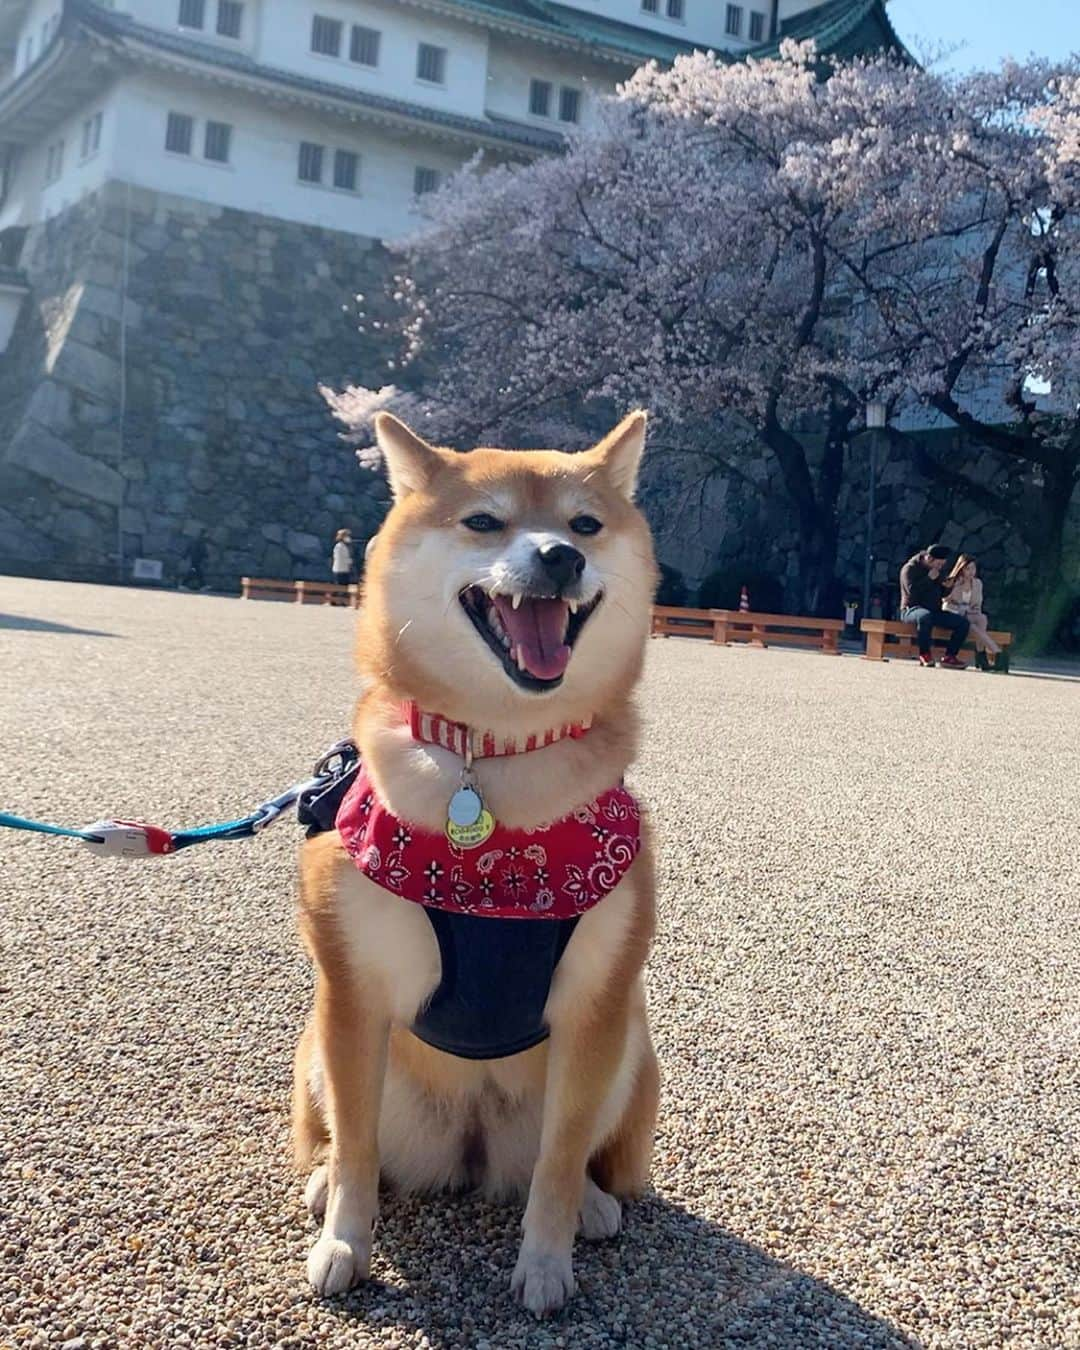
[739,585,750,613]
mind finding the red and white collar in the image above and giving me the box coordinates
[403,701,592,761]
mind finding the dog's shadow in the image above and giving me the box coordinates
[319,1190,913,1348]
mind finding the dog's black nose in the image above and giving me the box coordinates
[537,542,586,589]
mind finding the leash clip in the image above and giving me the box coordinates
[312,738,359,780]
[81,820,176,858]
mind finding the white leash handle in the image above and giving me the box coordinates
[81,820,176,857]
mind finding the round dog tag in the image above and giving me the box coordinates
[447,786,483,827]
[446,809,495,849]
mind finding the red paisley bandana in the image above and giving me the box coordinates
[336,767,641,919]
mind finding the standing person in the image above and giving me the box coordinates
[331,529,353,605]
[943,555,1002,671]
[899,544,969,668]
[180,529,209,592]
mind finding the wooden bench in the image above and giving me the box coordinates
[861,619,1014,663]
[651,605,844,653]
[241,576,295,602]
[651,605,720,640]
[713,609,844,653]
[294,579,359,606]
[240,577,359,606]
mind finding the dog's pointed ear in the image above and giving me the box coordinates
[584,410,647,500]
[375,413,444,501]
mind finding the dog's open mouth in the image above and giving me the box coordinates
[459,587,603,690]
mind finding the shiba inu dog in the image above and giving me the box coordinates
[292,410,659,1316]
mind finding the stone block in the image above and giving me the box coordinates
[26,380,73,433]
[286,529,321,559]
[7,424,123,506]
[189,463,215,492]
[52,339,119,398]
[262,543,292,575]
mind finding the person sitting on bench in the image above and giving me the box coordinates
[899,545,968,668]
[942,554,1002,672]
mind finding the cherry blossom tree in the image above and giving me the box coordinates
[846,62,1080,645]
[326,44,1080,631]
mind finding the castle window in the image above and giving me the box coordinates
[641,0,658,12]
[45,140,64,184]
[217,0,243,38]
[414,166,442,196]
[81,112,103,159]
[749,10,765,41]
[204,120,232,164]
[667,0,684,18]
[350,25,380,66]
[558,87,581,124]
[529,79,552,117]
[333,149,359,191]
[178,0,205,29]
[311,15,342,57]
[165,112,194,155]
[726,4,742,36]
[417,43,446,85]
[298,141,324,184]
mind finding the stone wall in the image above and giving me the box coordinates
[0,181,393,587]
[643,422,1079,628]
[1,179,1076,631]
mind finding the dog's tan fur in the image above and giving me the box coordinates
[293,411,659,1314]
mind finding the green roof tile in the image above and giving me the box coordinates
[748,0,914,63]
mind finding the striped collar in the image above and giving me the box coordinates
[402,701,593,760]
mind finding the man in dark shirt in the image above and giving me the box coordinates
[899,544,968,668]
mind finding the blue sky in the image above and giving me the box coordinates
[890,0,1080,72]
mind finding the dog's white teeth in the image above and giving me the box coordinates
[511,592,523,610]
[516,647,528,673]
[568,599,579,614]
[500,632,511,649]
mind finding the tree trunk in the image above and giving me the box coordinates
[760,406,849,617]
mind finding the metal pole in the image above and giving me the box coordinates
[862,430,876,621]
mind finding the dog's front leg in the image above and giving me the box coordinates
[306,975,389,1296]
[512,1002,628,1316]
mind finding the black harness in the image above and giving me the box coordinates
[298,746,576,1059]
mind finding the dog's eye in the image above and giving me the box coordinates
[570,515,603,536]
[461,513,505,533]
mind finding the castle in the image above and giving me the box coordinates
[0,0,913,587]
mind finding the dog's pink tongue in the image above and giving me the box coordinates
[493,596,571,680]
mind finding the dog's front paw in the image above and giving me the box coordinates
[579,1178,622,1241]
[510,1246,575,1317]
[306,1233,371,1296]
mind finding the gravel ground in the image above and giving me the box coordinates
[1,577,1077,1350]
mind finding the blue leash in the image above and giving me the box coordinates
[0,814,104,843]
[0,740,357,859]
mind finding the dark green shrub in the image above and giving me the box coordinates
[655,564,687,607]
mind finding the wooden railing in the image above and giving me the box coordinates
[651,606,844,653]
[241,577,359,606]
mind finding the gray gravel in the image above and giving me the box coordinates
[1,577,1077,1350]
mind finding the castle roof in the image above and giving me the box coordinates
[749,0,912,62]
[0,0,914,155]
[401,0,914,65]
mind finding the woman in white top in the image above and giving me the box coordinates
[943,555,1000,669]
[331,529,353,604]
